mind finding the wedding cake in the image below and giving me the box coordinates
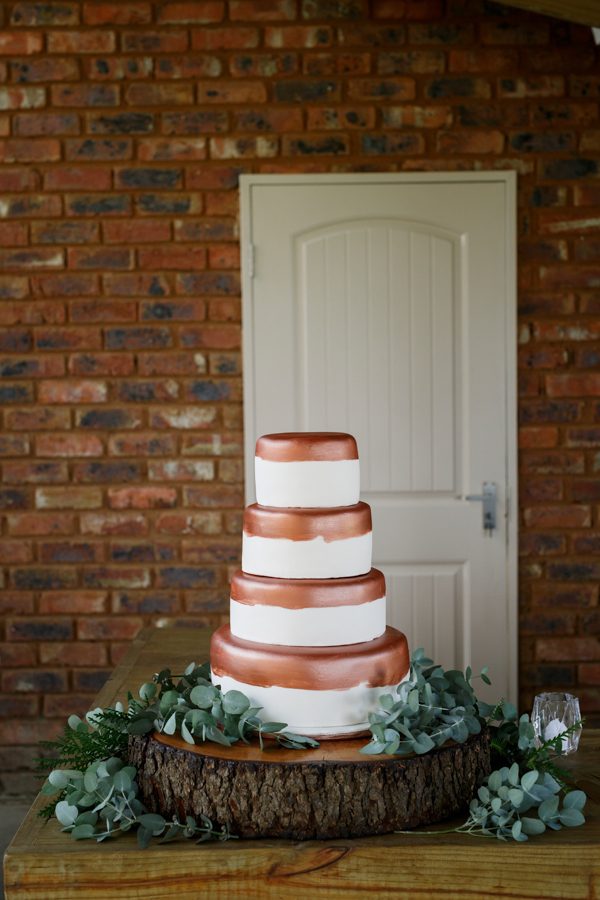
[210,432,410,738]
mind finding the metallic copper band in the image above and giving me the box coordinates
[230,568,385,609]
[211,625,409,690]
[255,432,359,462]
[243,502,371,542]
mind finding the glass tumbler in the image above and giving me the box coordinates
[531,692,582,754]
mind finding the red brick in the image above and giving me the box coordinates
[0,540,33,563]
[7,512,74,535]
[80,511,148,536]
[184,483,243,508]
[138,246,207,271]
[531,583,598,607]
[0,643,36,666]
[32,273,99,298]
[534,321,600,341]
[122,30,188,53]
[519,426,558,449]
[0,139,60,163]
[52,84,119,108]
[68,352,135,376]
[449,49,516,72]
[0,87,45,110]
[579,664,600,684]
[103,273,170,297]
[35,327,102,352]
[38,380,107,404]
[0,223,28,245]
[436,130,504,154]
[69,299,136,323]
[566,428,600,447]
[77,616,144,640]
[108,486,178,509]
[546,374,600,397]
[140,300,206,323]
[47,30,115,54]
[206,300,239,322]
[148,459,214,481]
[523,505,591,528]
[0,719,62,744]
[498,76,564,98]
[35,434,103,458]
[537,637,600,662]
[156,511,222,535]
[158,2,224,23]
[31,221,98,244]
[38,592,107,615]
[481,21,549,45]
[125,83,193,106]
[230,0,295,19]
[43,693,97,718]
[0,32,42,54]
[347,78,415,101]
[199,79,268,104]
[2,461,68,484]
[139,137,208,163]
[44,167,111,191]
[107,433,178,456]
[266,25,331,47]
[149,406,218,430]
[82,2,151,24]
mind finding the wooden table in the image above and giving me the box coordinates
[4,627,600,899]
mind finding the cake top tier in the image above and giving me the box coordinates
[256,432,358,462]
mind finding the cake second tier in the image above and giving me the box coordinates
[242,502,372,579]
[211,624,410,738]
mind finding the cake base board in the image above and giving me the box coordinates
[128,729,490,841]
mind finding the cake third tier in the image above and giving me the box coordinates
[242,502,372,579]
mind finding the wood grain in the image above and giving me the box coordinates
[4,627,600,899]
[499,0,600,26]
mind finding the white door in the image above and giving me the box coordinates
[241,173,517,703]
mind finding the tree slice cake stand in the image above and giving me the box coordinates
[129,729,491,840]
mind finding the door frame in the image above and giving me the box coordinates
[240,171,518,702]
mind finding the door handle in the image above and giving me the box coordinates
[466,482,496,536]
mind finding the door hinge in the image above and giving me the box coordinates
[248,242,255,279]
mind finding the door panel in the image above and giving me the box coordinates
[241,174,517,701]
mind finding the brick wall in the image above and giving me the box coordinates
[0,0,599,797]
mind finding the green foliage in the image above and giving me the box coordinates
[480,699,584,789]
[360,648,484,757]
[37,661,318,819]
[41,756,235,847]
[148,662,319,752]
[456,765,586,841]
[37,650,588,847]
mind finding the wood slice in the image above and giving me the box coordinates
[129,729,490,840]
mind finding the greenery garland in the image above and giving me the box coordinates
[37,649,586,847]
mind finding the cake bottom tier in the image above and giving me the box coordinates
[210,625,410,739]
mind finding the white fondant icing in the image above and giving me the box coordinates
[241,532,372,579]
[255,458,360,508]
[212,671,410,738]
[229,595,386,647]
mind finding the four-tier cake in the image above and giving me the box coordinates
[210,432,410,738]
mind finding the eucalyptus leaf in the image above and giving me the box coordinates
[521,816,546,836]
[563,790,586,811]
[559,808,585,827]
[222,690,250,715]
[71,824,96,840]
[139,813,166,834]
